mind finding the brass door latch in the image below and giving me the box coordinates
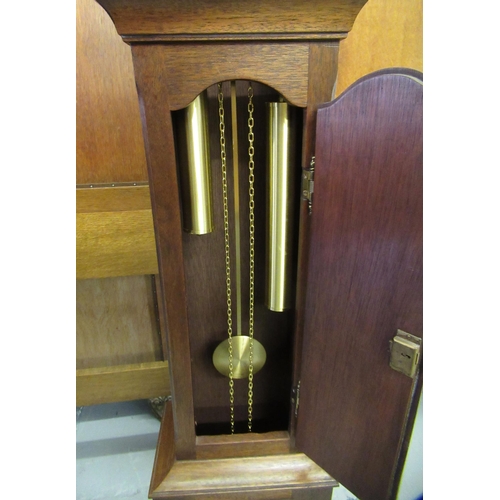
[389,330,422,378]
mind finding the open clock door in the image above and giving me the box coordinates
[295,69,423,500]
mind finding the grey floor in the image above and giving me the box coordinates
[76,400,160,500]
[76,396,422,500]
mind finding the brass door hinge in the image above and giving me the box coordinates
[291,381,301,417]
[389,330,422,378]
[301,157,315,214]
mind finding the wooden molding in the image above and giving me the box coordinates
[151,453,337,499]
[97,0,368,38]
[76,361,170,406]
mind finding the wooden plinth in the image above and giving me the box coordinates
[150,401,337,500]
[151,454,336,500]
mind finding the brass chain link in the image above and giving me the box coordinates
[247,82,255,432]
[217,82,257,434]
[218,83,235,435]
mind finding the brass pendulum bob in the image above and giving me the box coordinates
[213,81,266,381]
[213,336,266,379]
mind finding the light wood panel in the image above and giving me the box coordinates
[76,361,170,406]
[76,0,147,184]
[76,210,157,279]
[76,275,162,369]
[76,185,157,279]
[336,0,423,96]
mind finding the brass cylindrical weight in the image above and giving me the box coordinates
[177,91,214,234]
[265,101,296,312]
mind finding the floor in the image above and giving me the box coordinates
[76,400,160,500]
[76,396,422,500]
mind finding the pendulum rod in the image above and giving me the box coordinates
[230,82,243,337]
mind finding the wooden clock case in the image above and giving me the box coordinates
[93,1,423,499]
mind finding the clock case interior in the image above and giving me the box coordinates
[173,81,302,437]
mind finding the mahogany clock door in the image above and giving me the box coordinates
[295,69,423,500]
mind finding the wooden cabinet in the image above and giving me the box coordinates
[88,1,422,499]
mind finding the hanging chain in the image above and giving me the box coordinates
[247,82,255,432]
[218,83,235,435]
[217,82,257,434]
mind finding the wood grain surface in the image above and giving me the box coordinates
[131,43,311,111]
[97,0,367,37]
[296,69,423,500]
[337,0,423,95]
[76,208,157,278]
[76,184,151,212]
[132,48,197,459]
[76,0,147,184]
[290,43,340,443]
[76,185,157,278]
[152,453,336,499]
[77,0,422,183]
[195,431,290,460]
[76,361,170,405]
[150,399,177,496]
[76,275,162,369]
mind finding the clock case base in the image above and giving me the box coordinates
[149,400,337,500]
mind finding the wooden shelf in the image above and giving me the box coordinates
[76,361,170,406]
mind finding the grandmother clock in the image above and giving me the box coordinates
[93,1,423,499]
